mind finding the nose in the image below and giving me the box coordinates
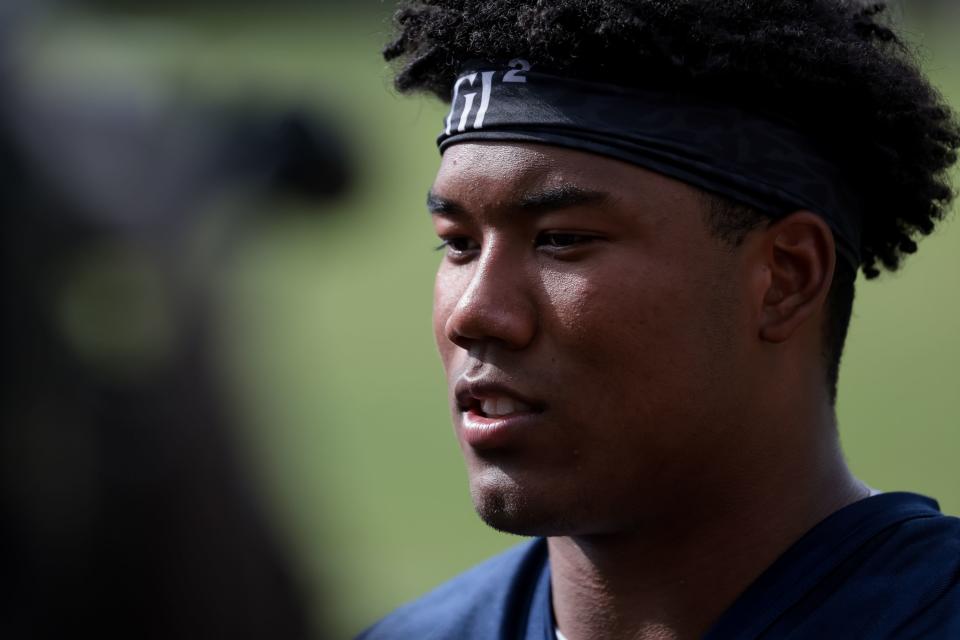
[442,244,538,351]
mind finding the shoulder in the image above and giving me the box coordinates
[708,492,960,639]
[790,494,960,637]
[859,504,960,635]
[357,538,548,640]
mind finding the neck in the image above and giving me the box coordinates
[548,411,868,640]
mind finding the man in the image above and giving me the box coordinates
[361,1,959,638]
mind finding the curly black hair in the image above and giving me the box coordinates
[384,0,960,400]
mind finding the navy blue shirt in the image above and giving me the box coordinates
[359,493,959,639]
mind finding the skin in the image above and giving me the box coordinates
[430,142,869,640]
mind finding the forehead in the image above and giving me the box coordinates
[435,142,623,194]
[431,142,706,217]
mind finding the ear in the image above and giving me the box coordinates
[757,211,836,344]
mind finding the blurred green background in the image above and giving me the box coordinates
[17,2,959,637]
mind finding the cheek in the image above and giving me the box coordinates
[432,266,462,367]
[541,264,678,356]
[541,260,725,398]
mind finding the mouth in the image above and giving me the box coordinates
[463,395,535,418]
[454,380,545,448]
[455,379,543,416]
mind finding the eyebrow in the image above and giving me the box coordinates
[427,184,609,216]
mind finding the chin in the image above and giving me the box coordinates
[468,467,582,537]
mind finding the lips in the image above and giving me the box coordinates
[454,379,545,449]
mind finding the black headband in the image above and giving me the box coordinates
[437,60,863,268]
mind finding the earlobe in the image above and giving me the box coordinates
[758,212,835,344]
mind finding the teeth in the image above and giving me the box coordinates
[480,397,532,417]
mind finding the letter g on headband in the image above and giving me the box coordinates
[437,59,864,269]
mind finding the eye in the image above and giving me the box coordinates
[535,232,599,250]
[436,236,480,258]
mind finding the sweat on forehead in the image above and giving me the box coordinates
[432,141,661,201]
[429,141,707,231]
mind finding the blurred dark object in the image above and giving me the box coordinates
[1,6,353,640]
[225,109,353,201]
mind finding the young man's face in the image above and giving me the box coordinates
[430,142,759,536]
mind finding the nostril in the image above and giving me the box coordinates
[447,331,483,353]
[445,307,486,349]
[445,324,472,350]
